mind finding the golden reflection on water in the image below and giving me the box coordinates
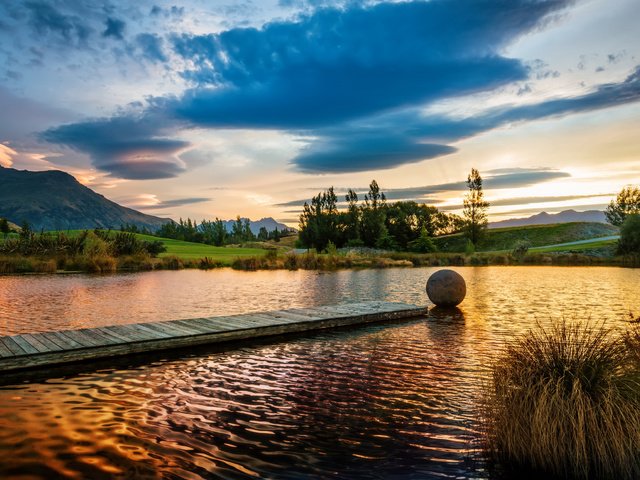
[0,266,638,336]
[0,267,639,478]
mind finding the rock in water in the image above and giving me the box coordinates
[426,270,466,307]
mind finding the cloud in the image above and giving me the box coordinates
[0,86,74,142]
[41,114,190,179]
[275,168,571,207]
[135,33,167,63]
[294,132,456,173]
[125,196,211,210]
[0,144,17,167]
[169,0,569,128]
[291,65,640,172]
[24,1,92,45]
[103,17,126,40]
[37,0,640,176]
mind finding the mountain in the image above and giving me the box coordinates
[221,217,294,235]
[0,166,170,231]
[489,209,608,229]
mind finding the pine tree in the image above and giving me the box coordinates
[463,168,489,247]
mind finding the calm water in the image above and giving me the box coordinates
[0,267,638,479]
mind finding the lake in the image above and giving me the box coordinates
[0,267,638,479]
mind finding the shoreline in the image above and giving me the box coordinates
[0,249,636,276]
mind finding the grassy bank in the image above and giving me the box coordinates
[0,229,270,274]
[0,224,632,274]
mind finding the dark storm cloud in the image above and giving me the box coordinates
[291,65,640,172]
[169,0,571,128]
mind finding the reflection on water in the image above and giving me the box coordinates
[0,267,638,479]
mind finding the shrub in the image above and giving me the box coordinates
[284,252,299,270]
[483,321,640,480]
[464,240,475,255]
[117,254,154,271]
[84,231,110,257]
[198,257,223,269]
[161,256,184,270]
[407,226,437,253]
[143,240,167,257]
[511,240,530,260]
[618,214,640,258]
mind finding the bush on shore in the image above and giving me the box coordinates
[483,321,640,480]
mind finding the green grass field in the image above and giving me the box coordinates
[131,233,266,261]
[38,230,268,264]
[529,238,617,253]
[434,222,619,253]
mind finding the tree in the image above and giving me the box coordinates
[407,226,437,253]
[605,186,640,226]
[617,214,640,259]
[360,180,387,247]
[258,226,269,241]
[344,189,361,245]
[0,218,9,238]
[298,187,342,251]
[463,168,489,247]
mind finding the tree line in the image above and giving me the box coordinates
[298,171,488,252]
[128,217,292,246]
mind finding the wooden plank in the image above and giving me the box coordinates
[126,323,173,339]
[10,335,41,355]
[94,327,130,344]
[0,340,13,358]
[25,333,65,352]
[1,337,27,356]
[171,320,219,335]
[160,320,204,336]
[21,333,57,353]
[103,324,155,343]
[142,322,191,338]
[62,329,104,347]
[46,331,85,350]
[193,317,250,330]
[0,302,428,373]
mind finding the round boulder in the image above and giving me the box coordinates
[426,269,466,307]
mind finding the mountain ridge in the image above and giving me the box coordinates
[489,209,607,229]
[0,166,171,231]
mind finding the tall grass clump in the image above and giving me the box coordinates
[483,321,640,480]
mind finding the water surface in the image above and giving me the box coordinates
[0,267,638,479]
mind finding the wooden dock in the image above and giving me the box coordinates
[0,301,427,372]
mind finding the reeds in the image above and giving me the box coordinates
[483,321,640,479]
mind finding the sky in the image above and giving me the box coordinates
[0,0,639,226]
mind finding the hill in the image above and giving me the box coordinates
[0,166,170,231]
[489,209,607,229]
[434,222,619,253]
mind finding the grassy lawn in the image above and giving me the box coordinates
[529,238,618,253]
[131,233,266,261]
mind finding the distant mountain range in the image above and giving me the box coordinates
[220,217,292,235]
[489,209,608,229]
[0,166,170,231]
[0,166,293,234]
